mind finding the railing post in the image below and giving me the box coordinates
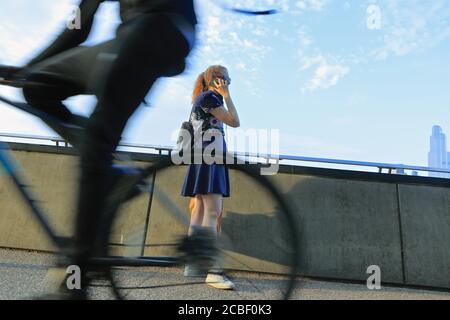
[140,162,158,257]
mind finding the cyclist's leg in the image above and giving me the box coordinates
[189,195,204,235]
[22,74,83,123]
[72,13,190,289]
[217,200,223,233]
[22,41,120,125]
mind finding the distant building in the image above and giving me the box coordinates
[428,125,450,178]
[449,151,450,169]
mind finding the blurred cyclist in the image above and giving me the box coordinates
[21,0,197,298]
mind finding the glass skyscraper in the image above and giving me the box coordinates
[428,125,450,178]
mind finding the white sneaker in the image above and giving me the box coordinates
[205,273,235,290]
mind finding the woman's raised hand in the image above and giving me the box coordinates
[214,78,230,98]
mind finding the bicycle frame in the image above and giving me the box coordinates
[0,92,179,267]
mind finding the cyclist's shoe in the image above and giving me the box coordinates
[177,226,219,274]
[205,273,235,290]
[183,264,207,278]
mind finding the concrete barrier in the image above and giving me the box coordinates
[0,151,77,250]
[0,148,151,253]
[0,143,449,289]
[269,174,405,284]
[399,185,450,288]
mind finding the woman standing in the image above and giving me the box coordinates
[181,65,240,290]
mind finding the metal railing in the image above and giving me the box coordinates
[1,132,450,176]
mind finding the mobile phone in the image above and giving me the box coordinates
[210,78,230,87]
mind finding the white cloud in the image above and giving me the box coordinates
[299,53,325,71]
[297,27,349,91]
[298,28,313,47]
[294,0,329,12]
[298,52,349,91]
[190,1,274,96]
[370,0,450,60]
[305,62,349,91]
[0,0,78,65]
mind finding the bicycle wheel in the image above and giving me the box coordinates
[99,156,300,300]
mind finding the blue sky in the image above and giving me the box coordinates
[0,0,449,168]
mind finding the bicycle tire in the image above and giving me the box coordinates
[97,155,300,300]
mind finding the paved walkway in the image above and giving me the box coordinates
[0,249,449,300]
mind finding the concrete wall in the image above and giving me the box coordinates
[0,145,449,289]
[270,174,404,284]
[399,185,450,288]
[0,149,151,253]
[0,151,77,251]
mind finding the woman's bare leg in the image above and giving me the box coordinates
[201,194,223,234]
[202,194,234,289]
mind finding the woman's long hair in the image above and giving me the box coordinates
[192,65,227,103]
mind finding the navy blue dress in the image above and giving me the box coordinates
[181,90,230,198]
